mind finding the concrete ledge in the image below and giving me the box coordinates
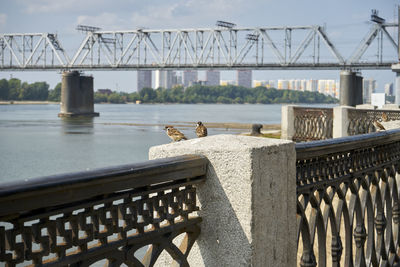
[382,104,400,110]
[356,104,376,109]
[149,134,296,266]
[381,120,400,130]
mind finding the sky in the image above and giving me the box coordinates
[0,0,399,92]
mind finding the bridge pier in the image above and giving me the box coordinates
[58,71,99,117]
[392,64,400,105]
[339,70,363,106]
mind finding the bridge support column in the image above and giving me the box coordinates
[339,70,363,106]
[392,64,400,105]
[58,71,99,117]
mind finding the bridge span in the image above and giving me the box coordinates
[0,22,398,71]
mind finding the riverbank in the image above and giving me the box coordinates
[0,101,59,105]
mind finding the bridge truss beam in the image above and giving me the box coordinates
[0,23,398,71]
[0,33,70,69]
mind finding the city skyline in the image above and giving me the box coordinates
[0,0,398,92]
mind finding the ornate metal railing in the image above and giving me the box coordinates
[348,109,400,136]
[0,155,206,266]
[296,129,400,266]
[293,107,333,142]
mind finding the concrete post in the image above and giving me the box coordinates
[333,105,353,138]
[281,105,296,140]
[392,64,400,105]
[149,135,296,267]
[58,71,99,117]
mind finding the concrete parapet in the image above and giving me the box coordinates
[149,135,296,267]
[381,120,400,130]
[281,105,296,140]
[333,105,353,138]
[382,104,400,110]
[356,104,376,109]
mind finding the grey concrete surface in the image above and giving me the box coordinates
[149,134,296,266]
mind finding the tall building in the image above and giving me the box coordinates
[277,80,289,90]
[220,80,235,86]
[206,70,220,86]
[300,80,307,91]
[385,83,394,96]
[137,70,152,91]
[267,80,275,89]
[318,80,337,97]
[183,70,198,87]
[236,70,252,88]
[363,78,376,103]
[253,80,267,87]
[306,80,318,92]
[155,70,174,89]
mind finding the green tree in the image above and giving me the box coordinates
[94,93,108,103]
[108,93,125,103]
[22,82,49,100]
[8,78,21,100]
[48,83,61,102]
[0,79,9,100]
[139,87,157,103]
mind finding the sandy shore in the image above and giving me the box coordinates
[103,121,281,132]
[0,101,59,105]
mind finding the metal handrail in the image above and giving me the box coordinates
[296,128,400,266]
[0,154,207,266]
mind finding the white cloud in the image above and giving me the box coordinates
[76,12,129,30]
[73,0,249,31]
[18,0,106,14]
[129,0,249,29]
[0,13,7,31]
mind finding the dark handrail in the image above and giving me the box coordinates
[0,154,207,266]
[296,128,400,159]
[0,155,207,218]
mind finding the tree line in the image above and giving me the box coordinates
[0,78,61,101]
[95,85,338,104]
[0,78,338,104]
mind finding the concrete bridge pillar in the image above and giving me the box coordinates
[58,71,99,117]
[339,70,363,106]
[392,64,400,105]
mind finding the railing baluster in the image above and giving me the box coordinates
[296,129,400,266]
[0,155,206,266]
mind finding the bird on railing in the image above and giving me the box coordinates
[164,126,188,141]
[374,120,386,131]
[195,121,208,137]
[382,112,389,122]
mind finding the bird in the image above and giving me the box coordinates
[195,121,208,137]
[382,112,389,122]
[374,120,386,131]
[164,126,188,141]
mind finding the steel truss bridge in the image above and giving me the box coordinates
[0,22,398,71]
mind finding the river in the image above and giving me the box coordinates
[0,103,333,183]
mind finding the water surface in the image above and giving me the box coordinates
[0,103,333,182]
